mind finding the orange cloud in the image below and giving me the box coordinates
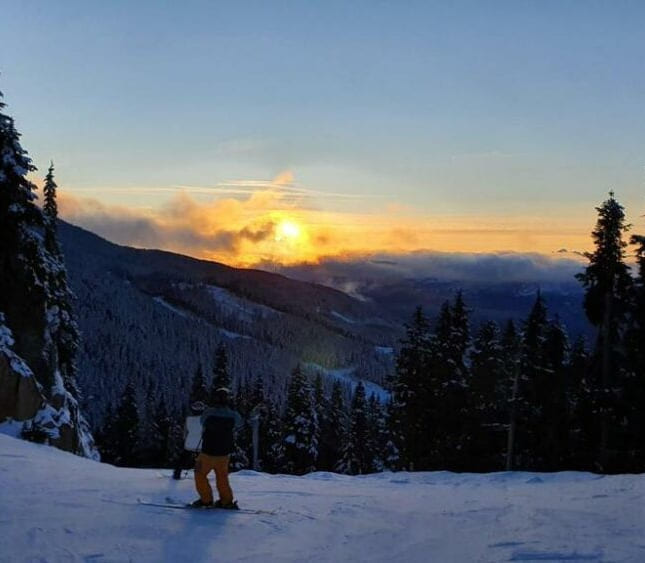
[57,174,597,267]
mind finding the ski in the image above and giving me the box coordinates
[136,498,276,515]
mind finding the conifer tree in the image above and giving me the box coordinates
[541,318,569,470]
[430,294,471,470]
[576,192,633,471]
[211,344,231,400]
[250,374,265,410]
[282,365,318,474]
[515,292,550,469]
[467,321,504,470]
[566,336,593,469]
[338,382,372,475]
[313,373,330,469]
[40,163,81,398]
[625,233,645,469]
[152,398,174,466]
[502,319,522,470]
[261,399,284,473]
[0,90,94,457]
[390,306,432,470]
[366,393,389,472]
[231,378,250,470]
[112,381,140,466]
[327,380,347,472]
[190,365,208,404]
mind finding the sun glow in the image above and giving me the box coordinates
[275,219,302,242]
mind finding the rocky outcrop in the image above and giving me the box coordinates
[0,350,43,421]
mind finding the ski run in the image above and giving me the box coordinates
[1,434,644,562]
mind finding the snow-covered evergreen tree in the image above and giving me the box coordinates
[261,399,284,473]
[282,365,318,475]
[0,90,95,457]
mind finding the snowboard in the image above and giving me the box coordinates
[137,497,276,515]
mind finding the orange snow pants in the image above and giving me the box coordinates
[194,453,233,505]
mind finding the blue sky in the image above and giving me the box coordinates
[1,1,644,262]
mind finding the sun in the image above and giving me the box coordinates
[275,219,302,242]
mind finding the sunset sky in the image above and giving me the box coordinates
[2,1,644,266]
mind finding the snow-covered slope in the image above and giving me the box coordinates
[1,435,643,562]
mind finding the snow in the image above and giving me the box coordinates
[206,285,279,321]
[153,296,190,319]
[305,363,390,402]
[0,419,24,438]
[1,434,644,562]
[0,319,35,379]
[218,327,251,340]
[330,310,357,324]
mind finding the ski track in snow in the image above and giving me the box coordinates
[0,435,644,562]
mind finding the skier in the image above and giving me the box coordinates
[191,387,243,509]
[172,401,205,480]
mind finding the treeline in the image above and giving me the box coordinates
[388,192,645,474]
[97,192,644,475]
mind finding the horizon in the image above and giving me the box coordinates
[2,1,645,267]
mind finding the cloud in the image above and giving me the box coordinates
[272,251,586,299]
[57,171,596,268]
[58,191,278,258]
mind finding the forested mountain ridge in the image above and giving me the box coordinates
[58,220,398,430]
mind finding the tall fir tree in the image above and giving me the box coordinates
[366,393,389,472]
[327,380,348,472]
[389,306,432,470]
[541,318,570,470]
[151,398,174,467]
[515,292,550,469]
[430,294,471,470]
[337,382,372,475]
[576,192,633,471]
[282,365,318,475]
[313,373,331,470]
[467,321,505,470]
[40,163,82,398]
[261,399,284,473]
[566,335,593,469]
[190,365,208,404]
[502,319,522,470]
[210,344,231,402]
[625,233,645,469]
[112,381,140,466]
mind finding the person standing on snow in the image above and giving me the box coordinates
[172,400,206,480]
[191,387,243,509]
